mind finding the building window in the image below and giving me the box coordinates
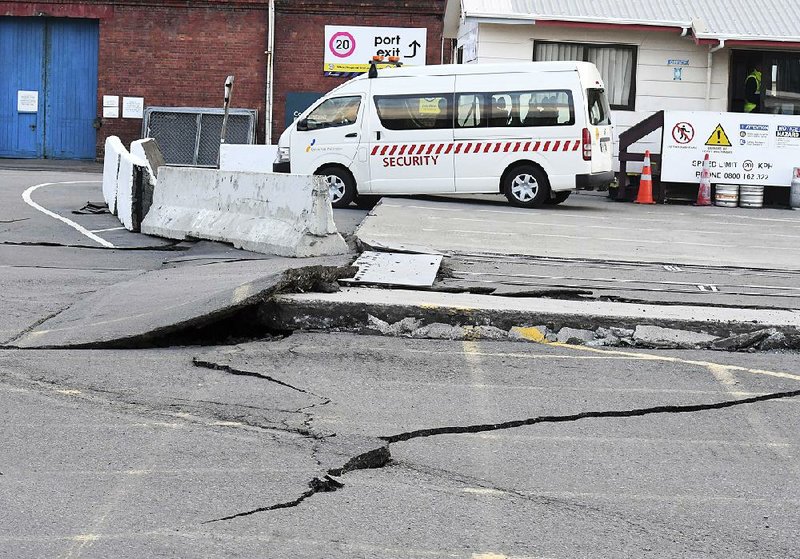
[534,41,637,111]
[765,53,800,115]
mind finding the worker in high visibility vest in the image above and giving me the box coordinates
[744,64,762,113]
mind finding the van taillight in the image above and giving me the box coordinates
[582,128,592,161]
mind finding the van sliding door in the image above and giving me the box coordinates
[367,76,455,194]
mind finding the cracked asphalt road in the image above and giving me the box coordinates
[2,334,799,558]
[2,168,800,558]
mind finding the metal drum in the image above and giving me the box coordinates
[739,185,764,208]
[715,184,739,207]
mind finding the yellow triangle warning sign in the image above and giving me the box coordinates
[705,123,732,146]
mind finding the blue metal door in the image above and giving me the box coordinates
[0,17,98,160]
[45,19,99,159]
[0,17,45,158]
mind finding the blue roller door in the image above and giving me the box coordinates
[0,17,98,160]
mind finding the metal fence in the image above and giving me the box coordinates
[142,107,258,166]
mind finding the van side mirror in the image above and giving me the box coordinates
[297,118,309,131]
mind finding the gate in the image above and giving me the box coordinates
[0,17,98,159]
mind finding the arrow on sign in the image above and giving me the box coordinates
[407,40,421,58]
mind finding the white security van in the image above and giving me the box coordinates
[274,61,613,208]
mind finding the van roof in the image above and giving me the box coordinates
[359,61,598,80]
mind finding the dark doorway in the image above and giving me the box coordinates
[730,49,800,115]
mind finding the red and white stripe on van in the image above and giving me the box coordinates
[370,140,582,157]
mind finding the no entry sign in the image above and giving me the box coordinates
[323,25,427,76]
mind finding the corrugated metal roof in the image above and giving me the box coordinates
[450,0,800,43]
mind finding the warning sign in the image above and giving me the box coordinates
[706,124,732,147]
[662,111,800,187]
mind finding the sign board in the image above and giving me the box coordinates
[17,90,38,113]
[323,25,426,75]
[122,97,144,119]
[285,92,324,128]
[662,111,800,187]
[103,95,119,118]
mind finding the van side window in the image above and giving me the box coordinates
[374,95,452,130]
[485,90,575,128]
[302,96,361,130]
[490,94,515,127]
[456,94,484,128]
[519,91,574,127]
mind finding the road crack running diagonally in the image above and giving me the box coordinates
[198,350,800,523]
[192,357,322,398]
[382,388,800,443]
[2,305,72,346]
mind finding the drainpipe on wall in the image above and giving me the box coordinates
[706,39,725,110]
[265,0,275,145]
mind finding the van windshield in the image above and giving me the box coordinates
[301,96,361,130]
[587,88,611,126]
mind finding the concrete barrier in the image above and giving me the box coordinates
[101,136,125,214]
[130,138,165,223]
[102,136,164,232]
[219,144,278,173]
[141,167,348,257]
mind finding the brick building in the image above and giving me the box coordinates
[0,0,446,160]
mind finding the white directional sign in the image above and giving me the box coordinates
[323,25,427,75]
[662,111,800,187]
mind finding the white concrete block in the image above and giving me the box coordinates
[115,150,145,231]
[219,144,279,173]
[102,136,125,215]
[130,139,157,187]
[141,167,348,257]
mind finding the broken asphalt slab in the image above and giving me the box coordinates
[268,287,800,350]
[6,255,352,349]
[356,197,800,270]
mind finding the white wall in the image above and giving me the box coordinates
[471,23,731,169]
[219,144,279,173]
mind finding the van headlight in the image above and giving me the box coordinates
[276,146,290,163]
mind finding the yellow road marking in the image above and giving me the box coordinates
[510,326,546,343]
[546,341,800,383]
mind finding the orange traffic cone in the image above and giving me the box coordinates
[696,153,712,206]
[635,150,655,204]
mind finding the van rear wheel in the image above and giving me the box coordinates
[504,164,550,208]
[316,166,356,208]
[545,191,571,205]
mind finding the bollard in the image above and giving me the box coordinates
[791,167,800,209]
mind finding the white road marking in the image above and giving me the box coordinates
[22,181,114,248]
[89,226,125,233]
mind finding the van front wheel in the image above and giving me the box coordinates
[316,166,356,208]
[504,165,550,208]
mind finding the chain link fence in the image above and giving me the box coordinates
[142,107,258,167]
